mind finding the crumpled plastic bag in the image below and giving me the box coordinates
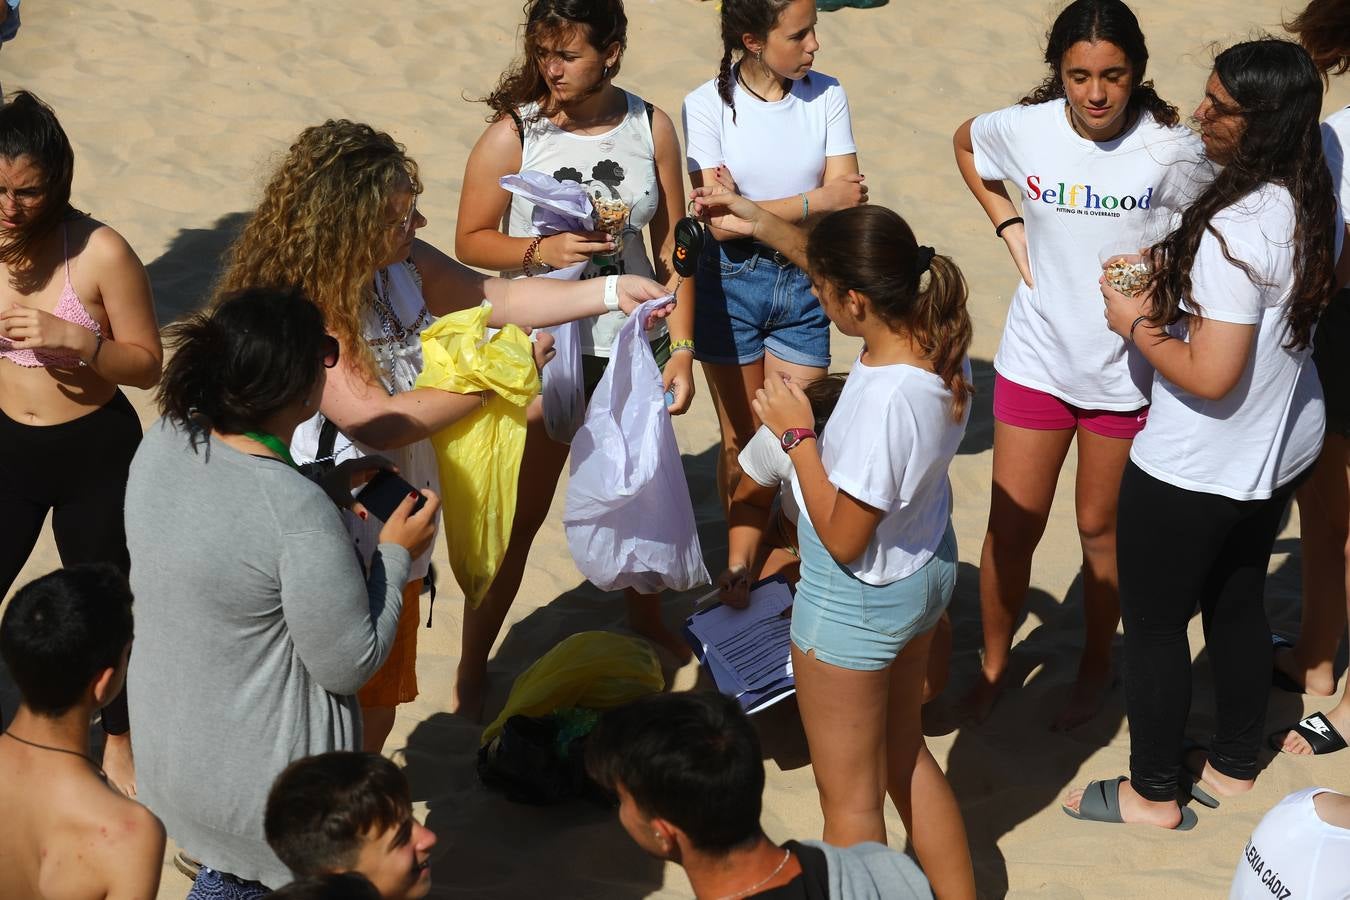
[481,630,664,746]
[416,304,539,607]
[501,172,595,444]
[564,298,710,594]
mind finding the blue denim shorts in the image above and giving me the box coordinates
[790,518,957,671]
[693,238,830,368]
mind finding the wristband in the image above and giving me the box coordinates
[669,338,695,355]
[1128,315,1149,341]
[603,275,621,312]
[995,216,1024,238]
[800,192,810,223]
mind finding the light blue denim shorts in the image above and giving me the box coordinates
[790,517,957,671]
[693,238,830,368]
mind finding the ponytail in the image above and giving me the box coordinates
[158,287,328,446]
[806,206,974,421]
[911,254,974,422]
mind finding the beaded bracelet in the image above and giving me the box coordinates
[522,236,544,276]
[669,338,695,355]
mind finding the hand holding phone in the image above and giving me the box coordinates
[376,488,440,559]
[356,471,427,522]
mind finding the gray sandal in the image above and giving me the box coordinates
[1062,776,1199,830]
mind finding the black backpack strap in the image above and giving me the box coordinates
[644,100,654,129]
[316,416,340,461]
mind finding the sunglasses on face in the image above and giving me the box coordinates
[320,334,340,368]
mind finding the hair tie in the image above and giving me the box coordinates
[915,246,936,277]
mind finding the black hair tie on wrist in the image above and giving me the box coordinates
[995,216,1024,238]
[915,245,936,277]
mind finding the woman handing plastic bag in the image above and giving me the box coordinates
[565,297,710,594]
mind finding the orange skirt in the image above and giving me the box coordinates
[358,578,421,707]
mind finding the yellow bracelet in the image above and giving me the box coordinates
[669,338,695,355]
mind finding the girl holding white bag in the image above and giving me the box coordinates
[456,0,697,717]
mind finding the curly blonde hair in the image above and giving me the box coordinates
[214,120,422,381]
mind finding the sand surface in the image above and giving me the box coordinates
[3,1,1350,897]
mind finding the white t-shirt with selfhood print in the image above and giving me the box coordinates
[791,356,970,586]
[970,99,1206,410]
[1130,184,1331,500]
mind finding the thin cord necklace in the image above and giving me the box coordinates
[736,63,787,104]
[709,847,792,900]
[1,731,106,777]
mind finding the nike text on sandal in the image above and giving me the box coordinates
[1062,776,1199,830]
[1268,711,1348,755]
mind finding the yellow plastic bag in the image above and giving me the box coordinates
[416,305,539,607]
[481,631,665,745]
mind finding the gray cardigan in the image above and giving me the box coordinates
[125,419,411,888]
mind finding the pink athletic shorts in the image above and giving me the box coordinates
[993,373,1148,439]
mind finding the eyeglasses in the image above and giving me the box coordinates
[319,334,340,368]
[390,202,419,235]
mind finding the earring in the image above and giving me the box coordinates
[603,64,611,79]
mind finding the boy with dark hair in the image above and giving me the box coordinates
[264,752,436,900]
[586,691,933,899]
[0,565,165,899]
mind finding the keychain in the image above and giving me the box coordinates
[670,201,705,291]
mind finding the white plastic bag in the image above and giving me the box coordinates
[564,298,710,594]
[500,173,594,444]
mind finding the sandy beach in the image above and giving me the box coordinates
[2,0,1349,896]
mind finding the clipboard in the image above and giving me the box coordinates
[683,574,797,714]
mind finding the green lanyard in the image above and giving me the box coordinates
[243,431,297,468]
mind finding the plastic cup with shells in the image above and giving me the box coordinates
[1099,244,1153,297]
[590,196,630,266]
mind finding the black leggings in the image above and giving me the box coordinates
[0,391,141,734]
[1117,461,1301,802]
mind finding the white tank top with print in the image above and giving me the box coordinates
[507,89,665,357]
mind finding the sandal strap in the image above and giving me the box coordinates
[1294,713,1348,755]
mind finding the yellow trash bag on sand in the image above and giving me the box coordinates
[416,304,539,608]
[481,631,665,745]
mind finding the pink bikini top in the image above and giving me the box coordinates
[0,226,103,368]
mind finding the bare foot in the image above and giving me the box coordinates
[1277,705,1350,755]
[1062,778,1186,828]
[1273,646,1338,697]
[450,664,486,723]
[1183,746,1255,797]
[101,732,137,798]
[956,669,1004,724]
[1051,668,1116,732]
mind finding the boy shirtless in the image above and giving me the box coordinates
[0,565,164,899]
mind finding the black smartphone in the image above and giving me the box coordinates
[355,470,427,523]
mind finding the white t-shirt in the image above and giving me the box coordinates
[682,69,856,200]
[971,100,1206,409]
[739,425,799,523]
[507,90,663,357]
[792,356,969,585]
[1230,788,1350,900]
[1131,184,1330,500]
[1323,106,1350,212]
